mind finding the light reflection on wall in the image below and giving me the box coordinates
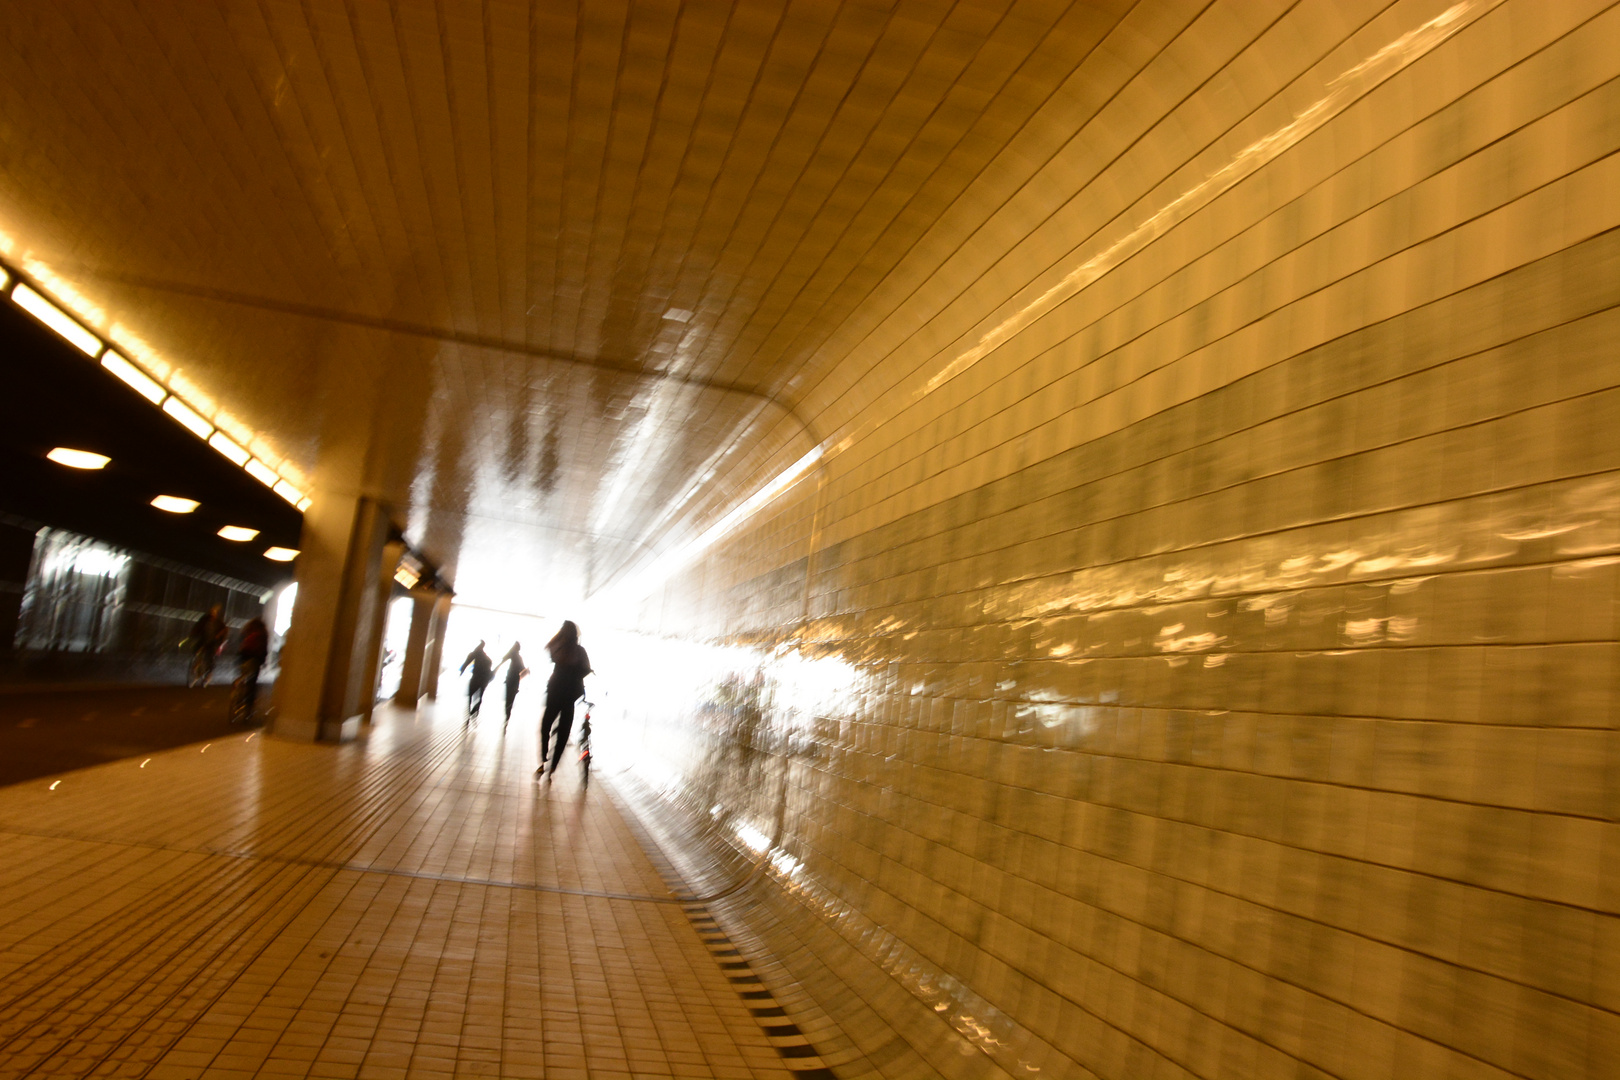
[600,626,1074,1072]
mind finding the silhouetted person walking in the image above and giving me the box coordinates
[459,640,493,720]
[536,621,591,780]
[496,642,529,728]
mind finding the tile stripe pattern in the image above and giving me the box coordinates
[0,704,816,1078]
[607,777,839,1080]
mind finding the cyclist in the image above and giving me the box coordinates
[187,604,228,687]
[232,616,269,722]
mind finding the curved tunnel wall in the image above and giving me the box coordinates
[616,5,1620,1078]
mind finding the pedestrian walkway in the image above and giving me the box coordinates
[0,700,820,1079]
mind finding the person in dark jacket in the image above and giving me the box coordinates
[459,641,494,719]
[234,617,270,719]
[495,642,529,728]
[188,604,229,687]
[536,621,591,780]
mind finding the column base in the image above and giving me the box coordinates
[272,713,363,743]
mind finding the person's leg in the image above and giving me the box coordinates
[505,681,518,723]
[548,699,576,774]
[243,659,261,714]
[538,696,559,773]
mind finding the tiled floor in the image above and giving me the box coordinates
[0,700,810,1079]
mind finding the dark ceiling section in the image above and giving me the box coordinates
[0,300,303,589]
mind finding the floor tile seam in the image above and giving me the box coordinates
[612,900,787,1072]
[297,724,547,871]
[0,827,153,908]
[0,854,344,1069]
[247,725,472,864]
[0,836,196,939]
[151,722,469,875]
[602,779,842,1080]
[0,726,470,1068]
[0,724,450,874]
[0,839,315,1021]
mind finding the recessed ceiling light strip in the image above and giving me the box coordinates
[1,259,313,512]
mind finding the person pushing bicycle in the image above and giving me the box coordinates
[231,617,269,723]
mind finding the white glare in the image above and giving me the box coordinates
[46,447,108,470]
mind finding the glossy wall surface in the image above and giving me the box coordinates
[616,3,1620,1078]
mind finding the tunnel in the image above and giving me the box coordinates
[0,2,1616,1078]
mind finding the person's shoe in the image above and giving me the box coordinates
[534,766,544,779]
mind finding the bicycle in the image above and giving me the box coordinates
[228,658,261,724]
[188,646,217,689]
[577,699,593,789]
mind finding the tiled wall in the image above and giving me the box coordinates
[625,3,1620,1077]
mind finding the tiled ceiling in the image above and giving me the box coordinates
[0,0,1132,609]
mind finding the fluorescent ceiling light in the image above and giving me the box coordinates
[150,495,199,513]
[46,447,109,470]
[218,525,259,542]
[263,546,299,562]
[272,479,303,505]
[394,566,420,588]
[162,396,212,439]
[101,350,166,404]
[207,431,250,465]
[12,283,101,357]
[295,496,312,512]
[0,266,8,288]
[244,459,278,487]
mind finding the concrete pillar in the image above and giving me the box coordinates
[272,495,396,742]
[393,590,436,707]
[420,593,453,700]
[357,540,406,725]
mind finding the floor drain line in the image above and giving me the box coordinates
[680,901,836,1079]
[607,782,836,1078]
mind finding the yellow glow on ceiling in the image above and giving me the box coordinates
[11,282,101,357]
[2,259,314,516]
[161,396,213,439]
[101,350,166,404]
[150,495,199,513]
[207,431,251,466]
[218,525,260,542]
[244,459,278,487]
[263,546,299,562]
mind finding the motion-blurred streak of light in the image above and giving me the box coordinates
[590,380,684,537]
[598,444,822,603]
[921,0,1500,398]
[599,1,1498,609]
